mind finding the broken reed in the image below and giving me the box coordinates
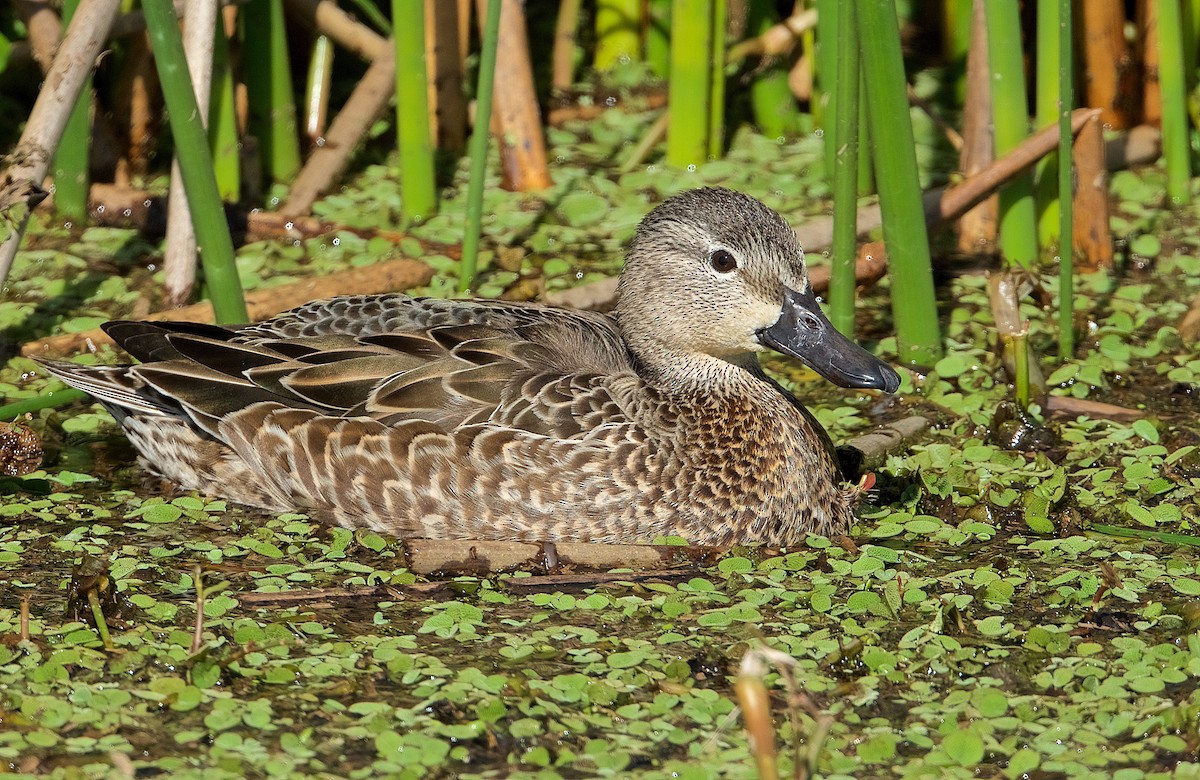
[304,34,334,147]
[459,0,504,292]
[242,0,302,187]
[143,0,248,323]
[858,0,942,366]
[394,0,437,221]
[985,1,1038,269]
[209,17,240,202]
[1157,0,1192,205]
[53,0,90,223]
[828,0,859,337]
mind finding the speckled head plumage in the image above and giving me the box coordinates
[615,188,811,364]
[41,188,900,546]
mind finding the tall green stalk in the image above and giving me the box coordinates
[459,0,503,293]
[859,0,942,366]
[242,0,302,188]
[143,0,248,323]
[1058,0,1074,359]
[1158,0,1192,205]
[53,0,90,222]
[667,0,714,168]
[985,1,1038,268]
[707,0,726,160]
[209,20,240,202]
[1034,0,1061,248]
[829,0,859,336]
[595,0,640,70]
[394,0,437,221]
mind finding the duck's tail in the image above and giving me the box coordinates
[35,360,174,419]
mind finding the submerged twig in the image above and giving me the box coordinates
[191,564,205,654]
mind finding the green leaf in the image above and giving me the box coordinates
[1132,418,1160,443]
[942,727,985,765]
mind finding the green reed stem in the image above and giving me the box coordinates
[595,0,640,70]
[1158,0,1192,205]
[707,0,726,160]
[0,388,88,420]
[459,0,503,293]
[667,0,713,168]
[209,19,240,202]
[143,0,248,322]
[828,0,859,337]
[1057,0,1074,359]
[242,0,301,188]
[859,0,942,366]
[985,1,1038,268]
[1034,0,1061,248]
[394,0,437,222]
[53,0,90,223]
[646,0,671,78]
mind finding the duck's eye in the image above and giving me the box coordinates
[710,249,738,273]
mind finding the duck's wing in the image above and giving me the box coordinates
[52,295,639,440]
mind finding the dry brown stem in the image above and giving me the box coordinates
[955,0,997,254]
[478,0,552,191]
[426,0,467,150]
[551,0,583,90]
[1043,395,1144,422]
[1078,0,1138,128]
[15,0,62,72]
[1072,113,1114,270]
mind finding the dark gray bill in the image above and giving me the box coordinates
[757,287,901,393]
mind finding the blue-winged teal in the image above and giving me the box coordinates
[44,188,900,545]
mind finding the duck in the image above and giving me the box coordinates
[42,188,900,546]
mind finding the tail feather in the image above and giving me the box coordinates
[36,359,174,418]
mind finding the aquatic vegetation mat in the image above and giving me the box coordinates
[2,124,1200,778]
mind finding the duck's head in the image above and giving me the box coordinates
[615,188,900,393]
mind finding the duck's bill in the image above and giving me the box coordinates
[758,287,902,393]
